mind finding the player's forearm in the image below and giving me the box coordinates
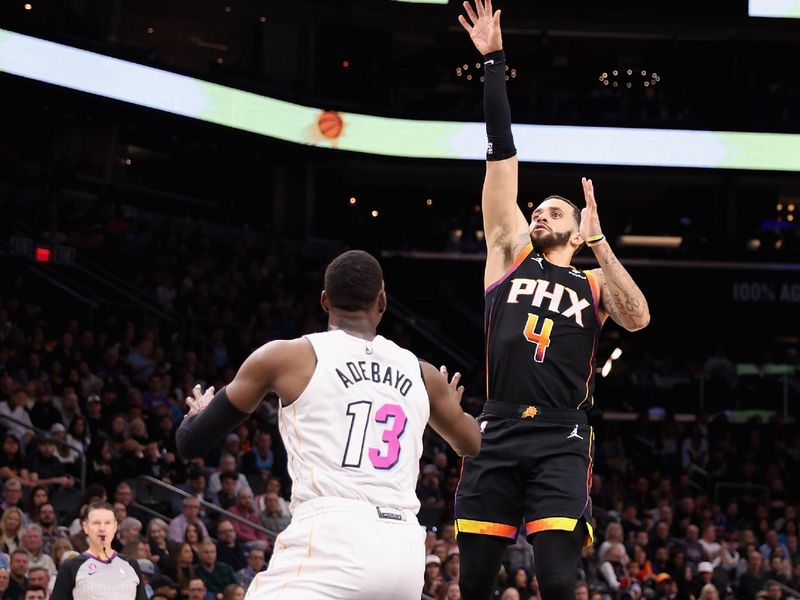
[593,240,650,331]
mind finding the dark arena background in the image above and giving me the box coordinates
[1,0,799,598]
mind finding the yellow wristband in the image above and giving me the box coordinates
[586,233,605,245]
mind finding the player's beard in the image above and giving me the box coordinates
[531,229,572,251]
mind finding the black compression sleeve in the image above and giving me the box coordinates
[483,49,516,161]
[176,386,250,459]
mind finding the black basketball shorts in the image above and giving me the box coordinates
[454,401,595,546]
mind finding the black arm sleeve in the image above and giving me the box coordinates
[175,386,250,460]
[51,556,81,600]
[483,49,517,161]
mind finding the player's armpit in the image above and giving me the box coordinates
[483,156,530,287]
[226,337,316,411]
[420,361,481,457]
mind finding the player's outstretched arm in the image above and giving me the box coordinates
[176,338,315,459]
[581,177,651,331]
[459,0,529,288]
[421,361,481,457]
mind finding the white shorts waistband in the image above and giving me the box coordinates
[291,496,419,524]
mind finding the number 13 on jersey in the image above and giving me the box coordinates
[342,401,408,470]
[523,313,554,363]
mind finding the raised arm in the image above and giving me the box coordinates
[580,178,650,331]
[421,361,481,457]
[176,338,315,459]
[459,0,530,288]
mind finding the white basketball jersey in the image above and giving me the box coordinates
[279,330,429,513]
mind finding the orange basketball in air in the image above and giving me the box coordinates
[318,111,344,139]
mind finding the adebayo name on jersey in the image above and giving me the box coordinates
[335,361,414,397]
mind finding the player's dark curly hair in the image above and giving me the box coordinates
[324,250,383,312]
[542,195,581,227]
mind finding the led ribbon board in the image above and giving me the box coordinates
[2,29,800,172]
[749,0,800,17]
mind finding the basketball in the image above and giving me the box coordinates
[318,110,344,139]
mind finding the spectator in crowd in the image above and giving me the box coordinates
[24,488,49,525]
[575,581,589,600]
[53,387,81,428]
[0,436,31,486]
[7,549,29,600]
[253,477,290,518]
[212,472,238,511]
[67,416,90,453]
[207,455,250,497]
[50,539,73,569]
[27,565,52,598]
[0,568,9,600]
[170,470,210,517]
[235,547,266,590]
[22,586,46,600]
[175,543,198,594]
[214,521,247,572]
[416,465,444,512]
[683,525,708,565]
[27,439,74,492]
[147,518,177,579]
[2,480,27,518]
[240,431,275,479]
[186,577,214,600]
[193,540,237,596]
[137,558,156,598]
[221,583,245,600]
[0,391,34,445]
[599,522,629,564]
[168,498,209,544]
[227,490,267,548]
[1,508,24,554]
[184,523,205,562]
[761,530,791,561]
[258,494,290,538]
[115,517,143,553]
[21,525,57,579]
[739,550,767,599]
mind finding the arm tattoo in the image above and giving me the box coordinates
[597,247,649,330]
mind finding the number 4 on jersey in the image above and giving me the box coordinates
[523,313,554,363]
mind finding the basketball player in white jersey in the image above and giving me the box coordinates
[176,250,482,600]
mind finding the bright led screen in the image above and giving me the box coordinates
[2,29,800,172]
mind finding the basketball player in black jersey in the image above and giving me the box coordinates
[455,2,650,599]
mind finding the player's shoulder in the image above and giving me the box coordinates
[255,337,315,363]
[376,335,420,364]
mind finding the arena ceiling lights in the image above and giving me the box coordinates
[749,0,800,18]
[2,29,800,172]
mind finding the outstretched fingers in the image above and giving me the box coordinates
[582,177,597,207]
[462,1,479,25]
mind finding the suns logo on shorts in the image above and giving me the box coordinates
[521,406,538,419]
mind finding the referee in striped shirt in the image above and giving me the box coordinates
[52,501,147,600]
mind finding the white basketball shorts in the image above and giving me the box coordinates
[245,496,425,600]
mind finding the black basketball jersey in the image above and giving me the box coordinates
[485,243,605,410]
